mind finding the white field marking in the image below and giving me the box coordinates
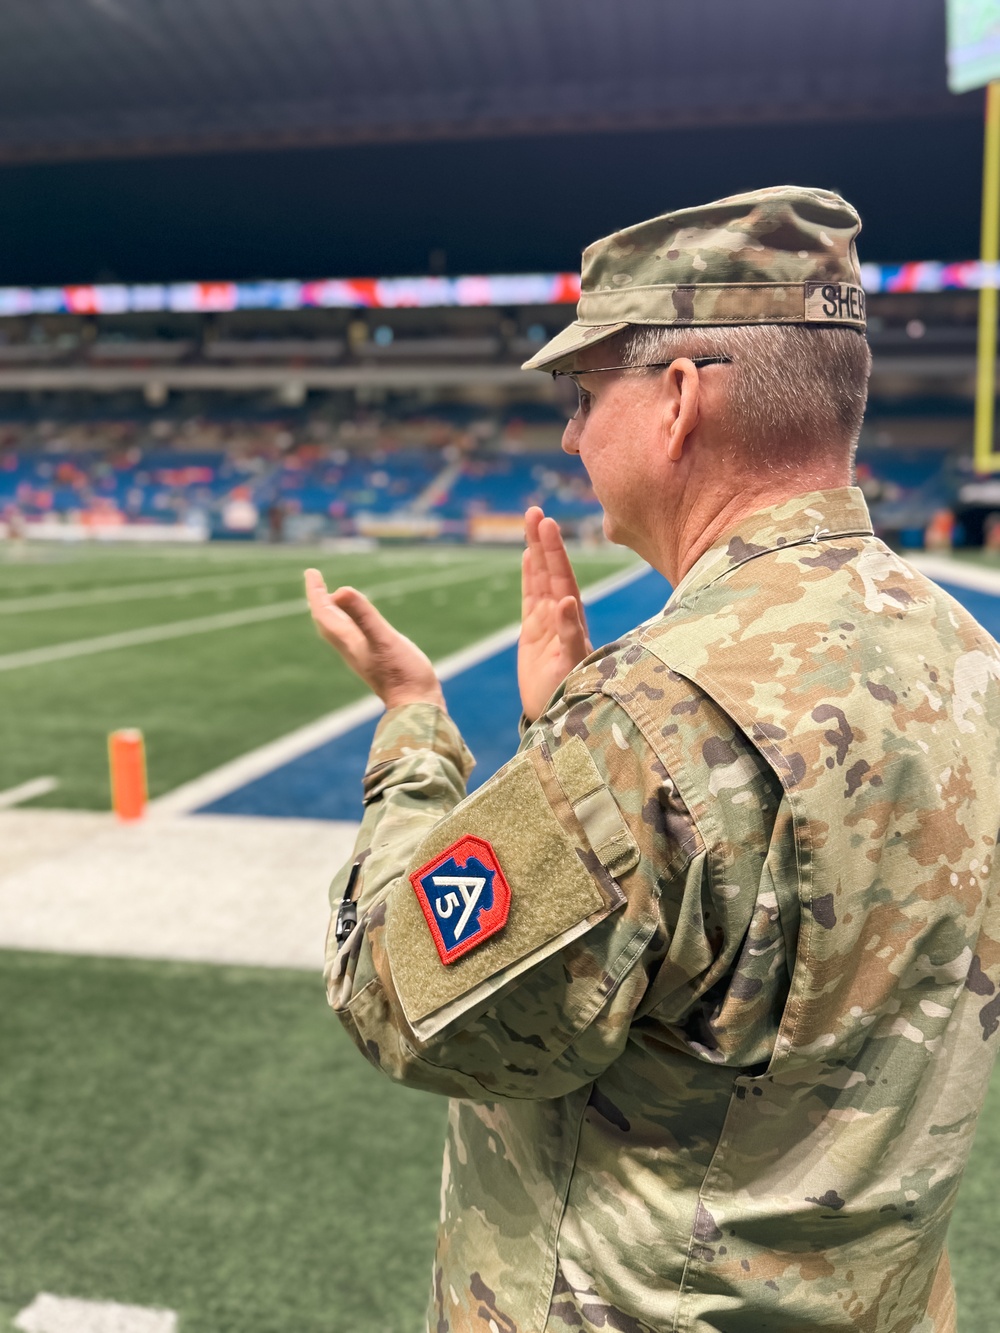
[0,563,504,673]
[0,776,59,809]
[0,810,360,969]
[907,553,1000,597]
[150,561,648,816]
[0,567,382,614]
[0,547,490,613]
[14,1292,177,1333]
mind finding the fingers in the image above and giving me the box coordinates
[524,506,550,600]
[304,570,369,662]
[331,586,396,648]
[538,515,582,605]
[304,567,346,631]
[304,572,391,649]
[521,546,538,615]
[333,587,446,710]
[304,567,327,601]
[557,594,591,659]
[524,509,584,636]
[527,505,573,607]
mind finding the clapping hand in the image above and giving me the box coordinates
[304,569,446,712]
[519,507,592,722]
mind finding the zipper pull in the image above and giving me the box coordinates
[335,861,362,946]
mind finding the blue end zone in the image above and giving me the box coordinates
[198,568,672,820]
[196,567,1000,822]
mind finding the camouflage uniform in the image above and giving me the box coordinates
[326,486,1000,1332]
[324,189,1000,1329]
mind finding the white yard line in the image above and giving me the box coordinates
[0,548,489,614]
[907,553,1000,596]
[0,599,310,671]
[0,776,59,809]
[0,568,341,614]
[151,561,648,816]
[0,563,500,673]
[15,1292,177,1333]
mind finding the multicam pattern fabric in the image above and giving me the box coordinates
[325,487,1000,1333]
[522,185,866,372]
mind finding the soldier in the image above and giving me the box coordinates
[305,186,1000,1332]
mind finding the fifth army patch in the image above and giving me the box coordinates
[410,834,511,965]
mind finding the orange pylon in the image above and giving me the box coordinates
[108,729,147,821]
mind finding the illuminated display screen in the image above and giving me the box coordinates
[947,0,1000,93]
[0,263,991,319]
[0,273,581,319]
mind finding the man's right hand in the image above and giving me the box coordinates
[305,569,446,713]
[518,507,592,723]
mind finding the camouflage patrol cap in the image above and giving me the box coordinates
[522,185,866,373]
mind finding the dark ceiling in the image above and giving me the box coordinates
[0,0,976,164]
[0,0,984,286]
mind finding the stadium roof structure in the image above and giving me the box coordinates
[0,0,977,165]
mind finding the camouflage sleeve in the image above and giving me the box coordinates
[325,702,476,931]
[325,689,703,1101]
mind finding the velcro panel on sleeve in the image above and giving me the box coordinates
[550,735,640,879]
[386,741,626,1036]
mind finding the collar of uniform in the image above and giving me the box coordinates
[667,485,874,609]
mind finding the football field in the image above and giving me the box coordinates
[3,541,1000,1332]
[0,541,633,810]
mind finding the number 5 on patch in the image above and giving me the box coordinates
[410,835,512,965]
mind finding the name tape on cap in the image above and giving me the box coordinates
[804,282,866,325]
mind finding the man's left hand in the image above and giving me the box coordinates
[519,507,592,722]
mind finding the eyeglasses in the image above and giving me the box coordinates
[551,356,732,421]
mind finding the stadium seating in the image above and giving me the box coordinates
[0,396,969,545]
[436,453,596,521]
[0,408,574,535]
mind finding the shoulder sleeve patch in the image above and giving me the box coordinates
[386,739,629,1037]
[410,834,511,965]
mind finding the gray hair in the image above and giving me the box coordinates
[609,323,872,473]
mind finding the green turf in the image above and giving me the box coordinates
[937,548,1000,568]
[0,543,633,809]
[2,948,1000,1333]
[0,950,446,1333]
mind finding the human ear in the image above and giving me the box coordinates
[663,359,701,463]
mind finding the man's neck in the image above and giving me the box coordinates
[663,473,851,586]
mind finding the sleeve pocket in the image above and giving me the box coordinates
[385,736,639,1043]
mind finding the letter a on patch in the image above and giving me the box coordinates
[410,834,511,964]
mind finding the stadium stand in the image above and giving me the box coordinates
[0,284,989,549]
[0,401,973,548]
[0,401,598,539]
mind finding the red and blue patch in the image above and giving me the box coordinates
[410,834,511,965]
